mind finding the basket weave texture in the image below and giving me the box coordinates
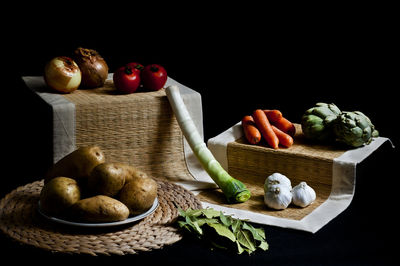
[198,124,348,221]
[0,179,202,255]
[63,80,194,182]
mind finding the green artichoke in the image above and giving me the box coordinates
[333,111,379,147]
[301,103,342,141]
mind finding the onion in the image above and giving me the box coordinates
[44,56,81,93]
[73,47,109,88]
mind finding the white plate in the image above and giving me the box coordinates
[38,197,159,228]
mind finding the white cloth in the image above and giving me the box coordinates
[206,122,392,233]
[23,76,76,163]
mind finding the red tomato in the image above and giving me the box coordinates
[141,64,167,91]
[113,66,141,94]
[125,62,144,74]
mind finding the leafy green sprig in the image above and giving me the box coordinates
[176,208,269,254]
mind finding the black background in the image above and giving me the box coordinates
[1,5,399,265]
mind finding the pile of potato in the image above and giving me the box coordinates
[39,146,158,223]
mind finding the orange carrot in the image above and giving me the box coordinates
[273,117,296,137]
[263,109,283,123]
[264,109,296,136]
[272,125,293,148]
[252,109,279,149]
[241,115,261,144]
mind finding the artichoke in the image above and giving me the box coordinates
[333,111,379,147]
[301,103,342,141]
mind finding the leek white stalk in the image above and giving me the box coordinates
[166,85,250,203]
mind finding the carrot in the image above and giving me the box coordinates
[272,125,293,148]
[252,109,279,149]
[263,110,283,123]
[273,117,296,137]
[241,115,261,144]
[264,109,296,136]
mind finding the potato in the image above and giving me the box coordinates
[115,163,149,183]
[45,146,105,184]
[88,163,126,197]
[69,195,129,223]
[40,177,81,216]
[119,177,158,215]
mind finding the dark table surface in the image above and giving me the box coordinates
[2,12,399,265]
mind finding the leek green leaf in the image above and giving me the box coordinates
[166,85,251,204]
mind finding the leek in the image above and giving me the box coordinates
[166,85,250,203]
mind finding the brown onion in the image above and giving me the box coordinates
[44,56,81,93]
[73,47,108,88]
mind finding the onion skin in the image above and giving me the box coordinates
[73,47,109,88]
[44,56,81,93]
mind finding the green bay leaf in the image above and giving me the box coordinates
[176,207,269,255]
[255,227,266,240]
[242,222,265,241]
[184,215,202,235]
[237,230,256,253]
[259,241,269,251]
[236,240,245,254]
[185,209,204,217]
[231,219,242,234]
[220,212,233,227]
[202,208,221,218]
[192,220,202,235]
[196,218,219,227]
[208,223,236,242]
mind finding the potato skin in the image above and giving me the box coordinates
[88,163,126,197]
[45,146,105,183]
[115,163,149,183]
[40,177,81,216]
[70,195,129,223]
[119,178,158,215]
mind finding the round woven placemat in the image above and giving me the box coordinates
[0,179,202,255]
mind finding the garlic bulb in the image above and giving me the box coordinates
[264,185,292,210]
[292,182,316,207]
[264,173,292,193]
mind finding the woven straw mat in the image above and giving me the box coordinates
[0,179,202,255]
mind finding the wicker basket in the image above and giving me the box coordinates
[201,123,390,232]
[23,76,203,182]
[199,124,346,220]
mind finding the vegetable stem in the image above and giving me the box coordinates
[124,66,133,75]
[166,85,250,203]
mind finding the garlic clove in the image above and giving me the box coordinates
[264,172,292,193]
[264,184,292,210]
[292,182,316,208]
